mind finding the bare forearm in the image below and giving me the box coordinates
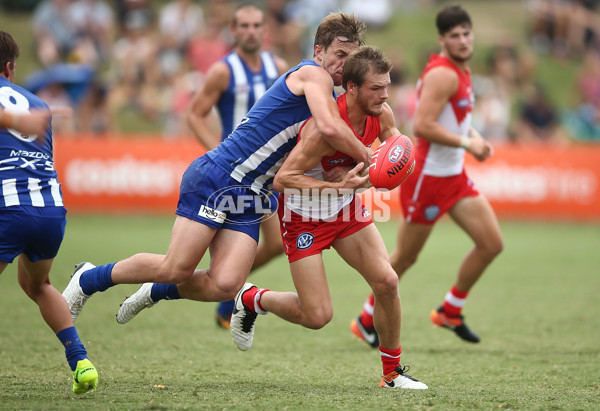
[187,114,220,151]
[274,172,343,193]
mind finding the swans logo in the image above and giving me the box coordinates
[296,233,314,250]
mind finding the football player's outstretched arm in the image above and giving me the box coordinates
[0,108,50,138]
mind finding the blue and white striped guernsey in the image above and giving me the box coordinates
[217,51,279,140]
[0,77,64,209]
[206,59,319,195]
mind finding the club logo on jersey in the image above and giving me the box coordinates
[328,157,349,165]
[457,97,471,109]
[388,145,404,163]
[198,205,226,224]
[207,185,277,225]
[296,233,314,250]
[424,205,440,222]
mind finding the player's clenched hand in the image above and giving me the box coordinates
[467,135,493,162]
[339,162,371,190]
[467,128,494,162]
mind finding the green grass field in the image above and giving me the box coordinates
[0,215,598,409]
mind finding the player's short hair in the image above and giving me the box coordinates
[436,5,472,35]
[342,45,391,90]
[0,31,19,70]
[314,12,366,54]
[232,3,264,27]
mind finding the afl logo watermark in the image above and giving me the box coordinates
[296,233,314,250]
[388,145,404,163]
[207,185,277,225]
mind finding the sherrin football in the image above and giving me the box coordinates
[369,134,416,190]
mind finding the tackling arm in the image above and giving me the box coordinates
[297,66,372,166]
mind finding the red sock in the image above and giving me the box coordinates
[255,289,269,313]
[359,294,375,329]
[379,345,401,375]
[241,286,269,314]
[441,285,468,317]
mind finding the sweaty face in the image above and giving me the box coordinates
[233,8,265,54]
[440,23,474,63]
[316,37,360,86]
[355,71,390,117]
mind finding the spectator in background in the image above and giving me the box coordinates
[285,0,340,59]
[387,55,417,134]
[36,81,75,133]
[187,18,231,75]
[32,0,81,66]
[565,0,600,57]
[471,75,512,143]
[515,83,571,145]
[159,0,204,52]
[107,8,161,122]
[69,0,114,67]
[343,0,392,29]
[113,0,153,38]
[264,0,304,63]
[78,80,114,134]
[204,0,236,44]
[526,0,570,57]
[158,0,205,79]
[562,49,600,140]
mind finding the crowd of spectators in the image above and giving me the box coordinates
[8,0,600,144]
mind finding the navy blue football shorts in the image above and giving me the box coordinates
[176,156,277,243]
[0,206,67,263]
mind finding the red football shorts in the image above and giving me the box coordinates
[278,195,373,263]
[400,169,479,224]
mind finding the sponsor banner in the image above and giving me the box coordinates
[54,137,204,212]
[465,145,599,220]
[360,144,600,221]
[54,138,600,220]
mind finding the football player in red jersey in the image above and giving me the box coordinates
[353,5,503,345]
[230,46,427,390]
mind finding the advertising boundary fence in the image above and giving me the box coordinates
[54,137,600,221]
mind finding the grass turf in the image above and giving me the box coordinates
[0,215,598,409]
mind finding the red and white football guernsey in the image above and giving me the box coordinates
[278,93,380,262]
[283,93,380,221]
[401,54,479,224]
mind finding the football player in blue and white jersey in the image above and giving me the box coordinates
[63,13,372,335]
[0,30,98,394]
[186,3,288,329]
